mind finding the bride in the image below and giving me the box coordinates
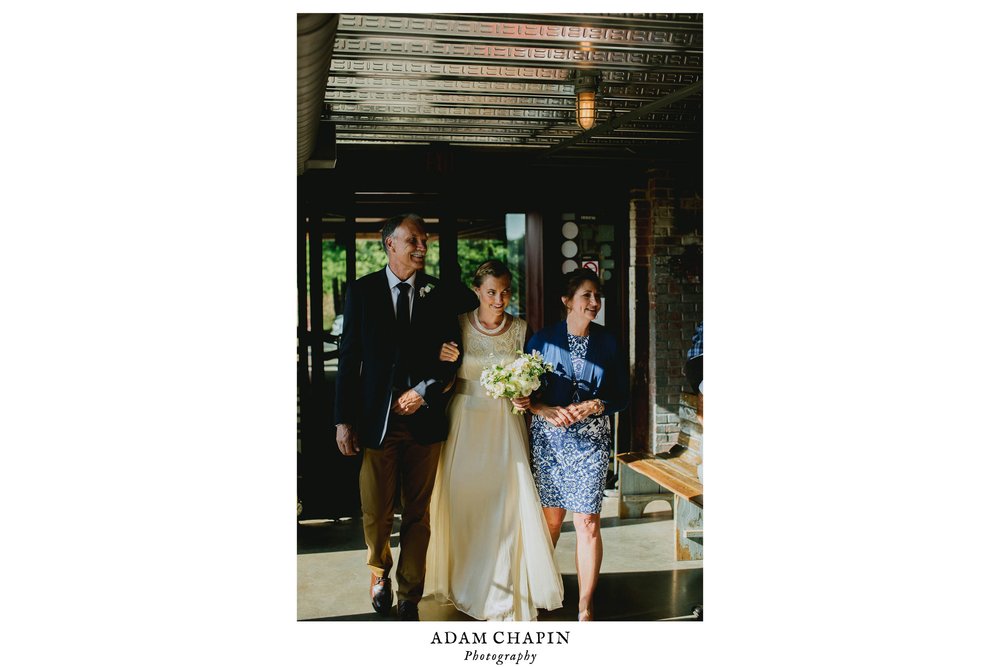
[423,260,563,621]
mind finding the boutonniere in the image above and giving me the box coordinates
[418,284,435,298]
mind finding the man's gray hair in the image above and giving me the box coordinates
[381,213,425,253]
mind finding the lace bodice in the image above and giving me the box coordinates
[457,314,527,382]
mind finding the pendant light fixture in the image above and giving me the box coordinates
[574,71,600,131]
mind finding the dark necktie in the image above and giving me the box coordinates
[395,282,411,330]
[393,282,411,390]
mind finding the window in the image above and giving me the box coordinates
[456,213,526,317]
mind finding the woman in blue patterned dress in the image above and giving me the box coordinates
[517,269,629,621]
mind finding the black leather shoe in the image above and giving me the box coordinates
[370,575,393,616]
[397,600,419,621]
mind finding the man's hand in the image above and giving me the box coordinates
[439,341,460,362]
[336,424,360,456]
[391,388,425,416]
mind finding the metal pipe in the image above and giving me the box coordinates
[298,14,339,175]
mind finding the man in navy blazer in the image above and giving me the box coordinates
[334,214,461,621]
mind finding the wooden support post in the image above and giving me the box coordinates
[525,211,545,335]
[674,495,703,561]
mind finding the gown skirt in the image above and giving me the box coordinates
[424,316,564,621]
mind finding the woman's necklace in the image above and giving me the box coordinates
[477,312,505,333]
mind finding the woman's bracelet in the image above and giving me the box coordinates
[591,399,605,416]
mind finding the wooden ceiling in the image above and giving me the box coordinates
[318,13,702,163]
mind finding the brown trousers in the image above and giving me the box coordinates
[359,416,442,603]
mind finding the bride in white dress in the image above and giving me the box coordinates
[424,260,563,621]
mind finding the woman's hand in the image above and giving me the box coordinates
[439,341,460,362]
[566,399,603,423]
[511,396,532,412]
[535,404,576,428]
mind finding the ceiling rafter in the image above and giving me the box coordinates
[324,13,702,158]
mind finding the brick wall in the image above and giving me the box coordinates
[630,169,703,454]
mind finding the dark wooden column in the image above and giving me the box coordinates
[612,197,633,454]
[346,215,357,283]
[308,214,325,388]
[438,211,458,285]
[629,193,652,454]
[525,211,545,334]
[297,198,309,387]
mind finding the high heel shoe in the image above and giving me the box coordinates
[578,609,593,622]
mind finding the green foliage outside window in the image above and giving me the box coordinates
[309,233,521,330]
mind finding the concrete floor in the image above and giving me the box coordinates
[297,494,703,622]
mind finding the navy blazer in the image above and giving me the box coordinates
[525,320,629,415]
[334,269,461,449]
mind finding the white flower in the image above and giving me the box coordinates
[479,351,552,400]
[418,284,435,298]
[476,351,553,412]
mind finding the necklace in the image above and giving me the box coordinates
[470,310,507,335]
[477,314,505,332]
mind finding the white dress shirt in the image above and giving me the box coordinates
[385,265,416,319]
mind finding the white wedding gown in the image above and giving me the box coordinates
[424,314,564,620]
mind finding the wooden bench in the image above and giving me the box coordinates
[617,391,703,561]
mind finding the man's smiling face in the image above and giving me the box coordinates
[386,218,428,278]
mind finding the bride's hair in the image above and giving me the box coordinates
[472,259,512,287]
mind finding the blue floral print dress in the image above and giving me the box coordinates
[530,333,612,515]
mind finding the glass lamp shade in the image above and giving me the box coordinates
[576,91,597,130]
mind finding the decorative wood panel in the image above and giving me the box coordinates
[320,13,702,154]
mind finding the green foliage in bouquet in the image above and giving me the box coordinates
[479,351,554,414]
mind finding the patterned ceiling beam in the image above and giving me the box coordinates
[329,61,702,87]
[336,14,702,51]
[332,39,702,71]
[326,103,573,120]
[337,132,691,145]
[329,75,571,95]
[328,75,702,106]
[326,91,577,107]
[323,115,558,129]
[324,91,700,120]
[390,13,703,30]
[330,58,572,82]
[539,79,703,157]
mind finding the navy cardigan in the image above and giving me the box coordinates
[525,320,629,415]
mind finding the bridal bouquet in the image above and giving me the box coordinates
[480,351,554,414]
